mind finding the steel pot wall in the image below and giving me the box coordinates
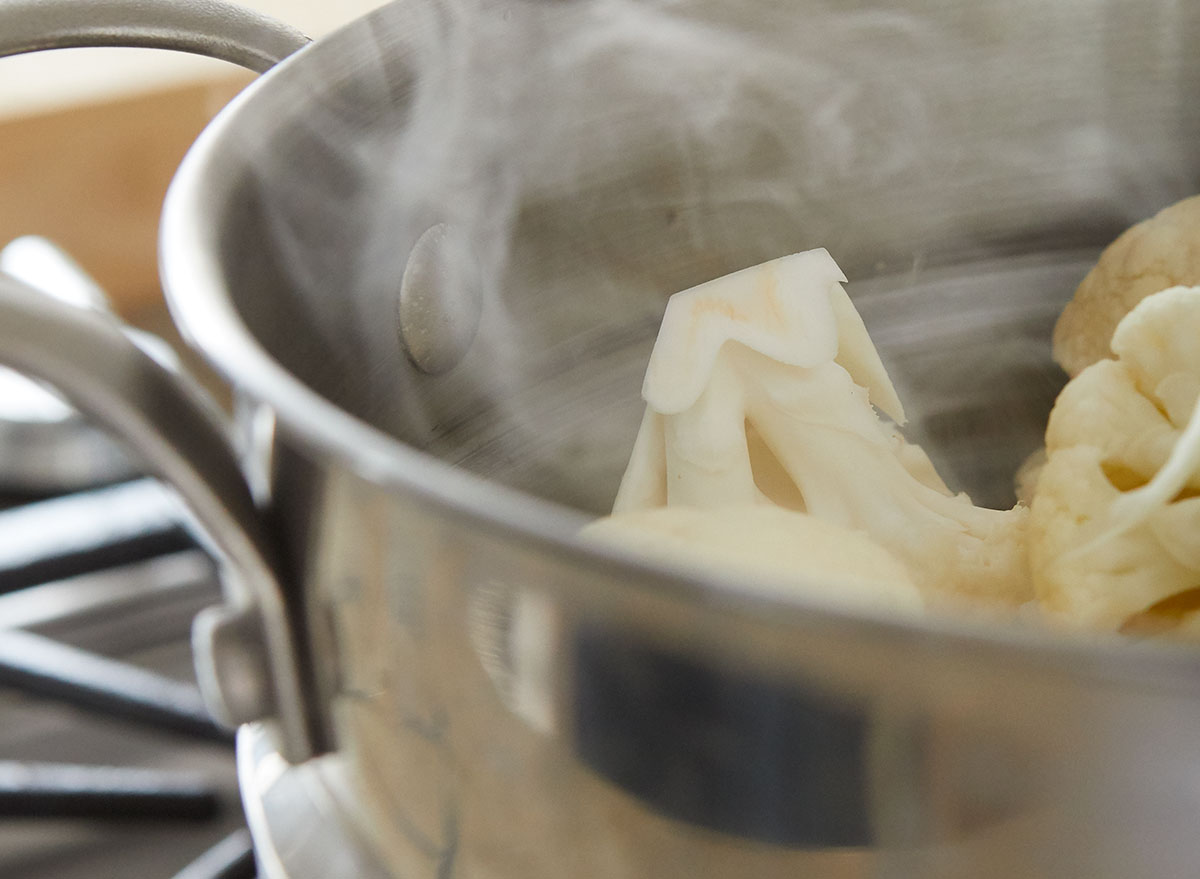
[4,0,1200,877]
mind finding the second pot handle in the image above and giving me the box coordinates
[0,273,322,762]
[0,0,311,72]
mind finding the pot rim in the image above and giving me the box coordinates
[157,5,1200,696]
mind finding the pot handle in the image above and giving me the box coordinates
[0,0,310,72]
[0,272,321,761]
[0,0,321,762]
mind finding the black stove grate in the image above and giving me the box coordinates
[0,479,256,879]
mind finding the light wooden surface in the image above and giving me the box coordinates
[0,77,249,315]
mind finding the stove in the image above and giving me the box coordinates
[0,237,254,878]
[0,232,400,879]
[0,535,251,877]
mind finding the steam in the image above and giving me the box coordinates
[236,0,1200,509]
[347,0,952,495]
[267,0,955,409]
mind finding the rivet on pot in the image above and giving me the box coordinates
[397,223,483,375]
[192,604,275,729]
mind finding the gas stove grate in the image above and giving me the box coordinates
[0,480,254,878]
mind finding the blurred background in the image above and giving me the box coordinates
[0,0,386,335]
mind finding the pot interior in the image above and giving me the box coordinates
[206,0,1200,514]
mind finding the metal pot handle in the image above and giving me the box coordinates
[0,0,321,763]
[0,0,310,71]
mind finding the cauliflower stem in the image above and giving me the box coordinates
[597,249,1031,613]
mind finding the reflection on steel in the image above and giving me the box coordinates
[238,726,391,879]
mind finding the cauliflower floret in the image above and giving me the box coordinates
[1111,284,1200,424]
[1031,285,1200,632]
[1029,446,1200,629]
[607,249,1031,611]
[1053,194,1200,377]
[1044,360,1184,491]
[1014,448,1047,507]
[583,505,924,615]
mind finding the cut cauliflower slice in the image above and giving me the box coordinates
[1031,284,1200,632]
[583,505,924,615]
[607,249,1031,611]
[1053,194,1200,377]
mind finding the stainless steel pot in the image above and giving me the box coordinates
[3,1,1200,876]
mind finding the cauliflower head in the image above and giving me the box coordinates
[583,505,924,615]
[1053,194,1200,378]
[1031,284,1200,632]
[606,249,1031,611]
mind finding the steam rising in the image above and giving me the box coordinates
[237,0,1200,510]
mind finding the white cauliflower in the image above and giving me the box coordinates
[1014,448,1048,508]
[583,505,924,615]
[1053,194,1200,377]
[603,249,1031,611]
[1031,285,1200,633]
